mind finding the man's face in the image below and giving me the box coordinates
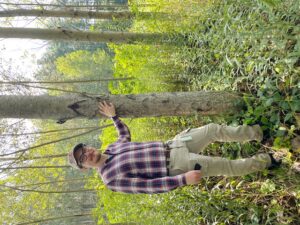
[74,145,102,169]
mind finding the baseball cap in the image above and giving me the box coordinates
[67,143,86,170]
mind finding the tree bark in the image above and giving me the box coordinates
[7,178,89,188]
[0,165,70,170]
[15,213,93,225]
[0,153,67,161]
[0,92,243,120]
[0,126,100,136]
[0,184,95,193]
[0,9,162,20]
[0,77,133,85]
[0,27,163,43]
[0,2,129,8]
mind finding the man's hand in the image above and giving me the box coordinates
[185,170,202,185]
[98,101,116,117]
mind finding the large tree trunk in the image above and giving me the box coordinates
[0,9,161,20]
[0,27,163,43]
[0,92,243,121]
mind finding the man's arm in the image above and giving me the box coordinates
[106,174,187,194]
[111,116,131,143]
[98,101,131,143]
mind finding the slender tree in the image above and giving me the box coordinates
[0,77,133,85]
[0,165,70,170]
[0,153,67,161]
[0,125,112,157]
[0,27,164,43]
[0,126,100,137]
[0,2,128,8]
[0,9,164,20]
[0,184,95,193]
[16,213,137,225]
[4,178,89,188]
[15,213,93,225]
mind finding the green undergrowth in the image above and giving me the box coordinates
[86,0,300,224]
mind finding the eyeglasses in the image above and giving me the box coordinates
[77,145,87,168]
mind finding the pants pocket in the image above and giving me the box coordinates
[188,154,209,177]
[170,147,189,172]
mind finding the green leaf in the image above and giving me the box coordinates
[261,116,269,124]
[270,113,280,124]
[284,113,293,122]
[260,179,276,194]
[265,98,274,106]
[280,101,290,110]
[291,101,300,112]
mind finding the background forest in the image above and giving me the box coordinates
[0,0,299,224]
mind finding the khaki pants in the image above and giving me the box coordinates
[168,123,271,177]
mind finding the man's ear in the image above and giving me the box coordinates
[80,167,89,173]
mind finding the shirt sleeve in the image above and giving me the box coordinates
[106,174,187,194]
[111,116,131,143]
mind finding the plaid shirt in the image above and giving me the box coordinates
[97,116,186,194]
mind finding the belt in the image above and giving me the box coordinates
[164,143,171,175]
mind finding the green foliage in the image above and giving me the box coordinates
[108,43,182,94]
[13,0,298,224]
[55,49,112,78]
[89,0,300,224]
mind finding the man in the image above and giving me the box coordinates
[68,101,281,194]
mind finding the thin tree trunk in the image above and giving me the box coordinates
[16,212,136,225]
[0,184,95,193]
[0,77,133,85]
[0,126,100,136]
[0,9,163,20]
[16,212,93,225]
[0,124,112,157]
[19,83,98,95]
[0,153,67,161]
[8,177,89,188]
[0,27,163,43]
[0,165,70,170]
[0,92,244,120]
[0,2,129,8]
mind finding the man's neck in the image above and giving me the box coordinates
[98,153,109,167]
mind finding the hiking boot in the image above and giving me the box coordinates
[268,153,282,170]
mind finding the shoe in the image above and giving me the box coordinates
[268,153,282,170]
[252,125,263,142]
[251,124,274,146]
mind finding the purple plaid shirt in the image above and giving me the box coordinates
[97,116,186,194]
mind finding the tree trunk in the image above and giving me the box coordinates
[0,153,67,161]
[0,2,129,8]
[0,92,243,121]
[1,184,95,193]
[0,166,70,170]
[0,126,100,137]
[0,27,163,43]
[0,9,164,20]
[7,178,89,188]
[0,77,133,85]
[15,213,93,225]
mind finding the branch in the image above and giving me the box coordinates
[0,124,112,157]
